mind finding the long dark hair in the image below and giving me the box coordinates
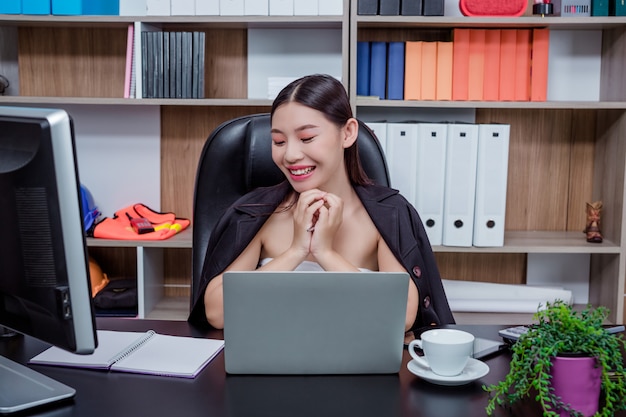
[270,74,371,186]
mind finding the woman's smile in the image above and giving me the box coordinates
[287,165,316,180]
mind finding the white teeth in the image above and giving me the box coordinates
[290,167,313,176]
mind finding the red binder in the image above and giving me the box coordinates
[515,29,532,101]
[468,29,486,101]
[530,28,550,102]
[483,29,501,101]
[452,28,470,101]
[498,29,517,101]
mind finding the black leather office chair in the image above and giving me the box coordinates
[191,113,389,304]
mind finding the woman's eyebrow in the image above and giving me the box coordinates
[271,124,319,134]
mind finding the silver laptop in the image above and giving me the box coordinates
[222,271,409,375]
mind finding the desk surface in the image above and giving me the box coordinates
[1,318,623,417]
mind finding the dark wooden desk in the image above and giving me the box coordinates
[0,319,622,417]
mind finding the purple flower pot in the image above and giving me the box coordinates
[550,355,602,417]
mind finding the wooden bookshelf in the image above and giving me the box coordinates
[2,1,626,323]
[349,1,626,324]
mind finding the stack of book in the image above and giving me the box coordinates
[357,28,550,102]
[124,24,206,99]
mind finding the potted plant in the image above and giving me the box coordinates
[484,300,626,417]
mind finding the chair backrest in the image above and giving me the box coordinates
[191,113,390,304]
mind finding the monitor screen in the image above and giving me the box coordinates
[0,106,97,413]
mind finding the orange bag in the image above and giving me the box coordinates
[459,0,527,16]
[93,203,190,240]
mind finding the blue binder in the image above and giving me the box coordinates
[0,0,22,14]
[387,41,405,100]
[369,41,387,100]
[52,0,82,14]
[83,0,119,15]
[356,41,371,96]
[22,0,50,14]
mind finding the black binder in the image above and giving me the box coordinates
[357,0,378,14]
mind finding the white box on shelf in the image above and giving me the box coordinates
[318,0,342,14]
[171,0,195,15]
[270,0,294,15]
[119,0,147,15]
[245,0,268,14]
[196,0,219,14]
[294,0,318,15]
[247,28,342,99]
[220,0,244,14]
[146,0,170,15]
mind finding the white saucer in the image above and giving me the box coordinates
[407,358,490,386]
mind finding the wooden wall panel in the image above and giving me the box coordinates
[476,108,594,232]
[160,105,271,218]
[18,27,126,97]
[204,29,247,99]
[435,253,527,284]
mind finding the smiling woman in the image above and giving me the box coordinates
[188,74,455,332]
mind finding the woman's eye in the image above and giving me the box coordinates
[272,141,285,147]
[301,137,315,143]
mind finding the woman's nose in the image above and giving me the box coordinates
[284,141,303,163]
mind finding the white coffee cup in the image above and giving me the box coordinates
[408,329,474,376]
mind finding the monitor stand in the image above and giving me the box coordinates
[0,354,75,414]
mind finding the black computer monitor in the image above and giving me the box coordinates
[0,106,98,413]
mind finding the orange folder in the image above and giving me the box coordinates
[421,41,437,100]
[468,29,486,101]
[405,41,423,100]
[436,41,453,100]
[515,29,531,101]
[530,28,549,102]
[498,29,517,101]
[482,29,501,101]
[452,28,470,101]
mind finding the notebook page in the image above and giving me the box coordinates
[110,333,224,378]
[30,330,150,369]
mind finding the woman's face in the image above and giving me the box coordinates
[271,102,348,193]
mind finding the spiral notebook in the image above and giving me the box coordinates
[30,330,224,379]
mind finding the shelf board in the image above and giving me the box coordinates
[0,14,344,29]
[433,231,621,254]
[356,98,626,109]
[145,296,189,321]
[85,229,618,253]
[356,15,626,30]
[4,96,624,109]
[0,96,274,106]
[86,228,192,248]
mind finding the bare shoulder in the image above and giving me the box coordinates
[258,204,295,259]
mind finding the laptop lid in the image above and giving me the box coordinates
[222,271,409,375]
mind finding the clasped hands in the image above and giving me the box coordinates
[291,189,343,260]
